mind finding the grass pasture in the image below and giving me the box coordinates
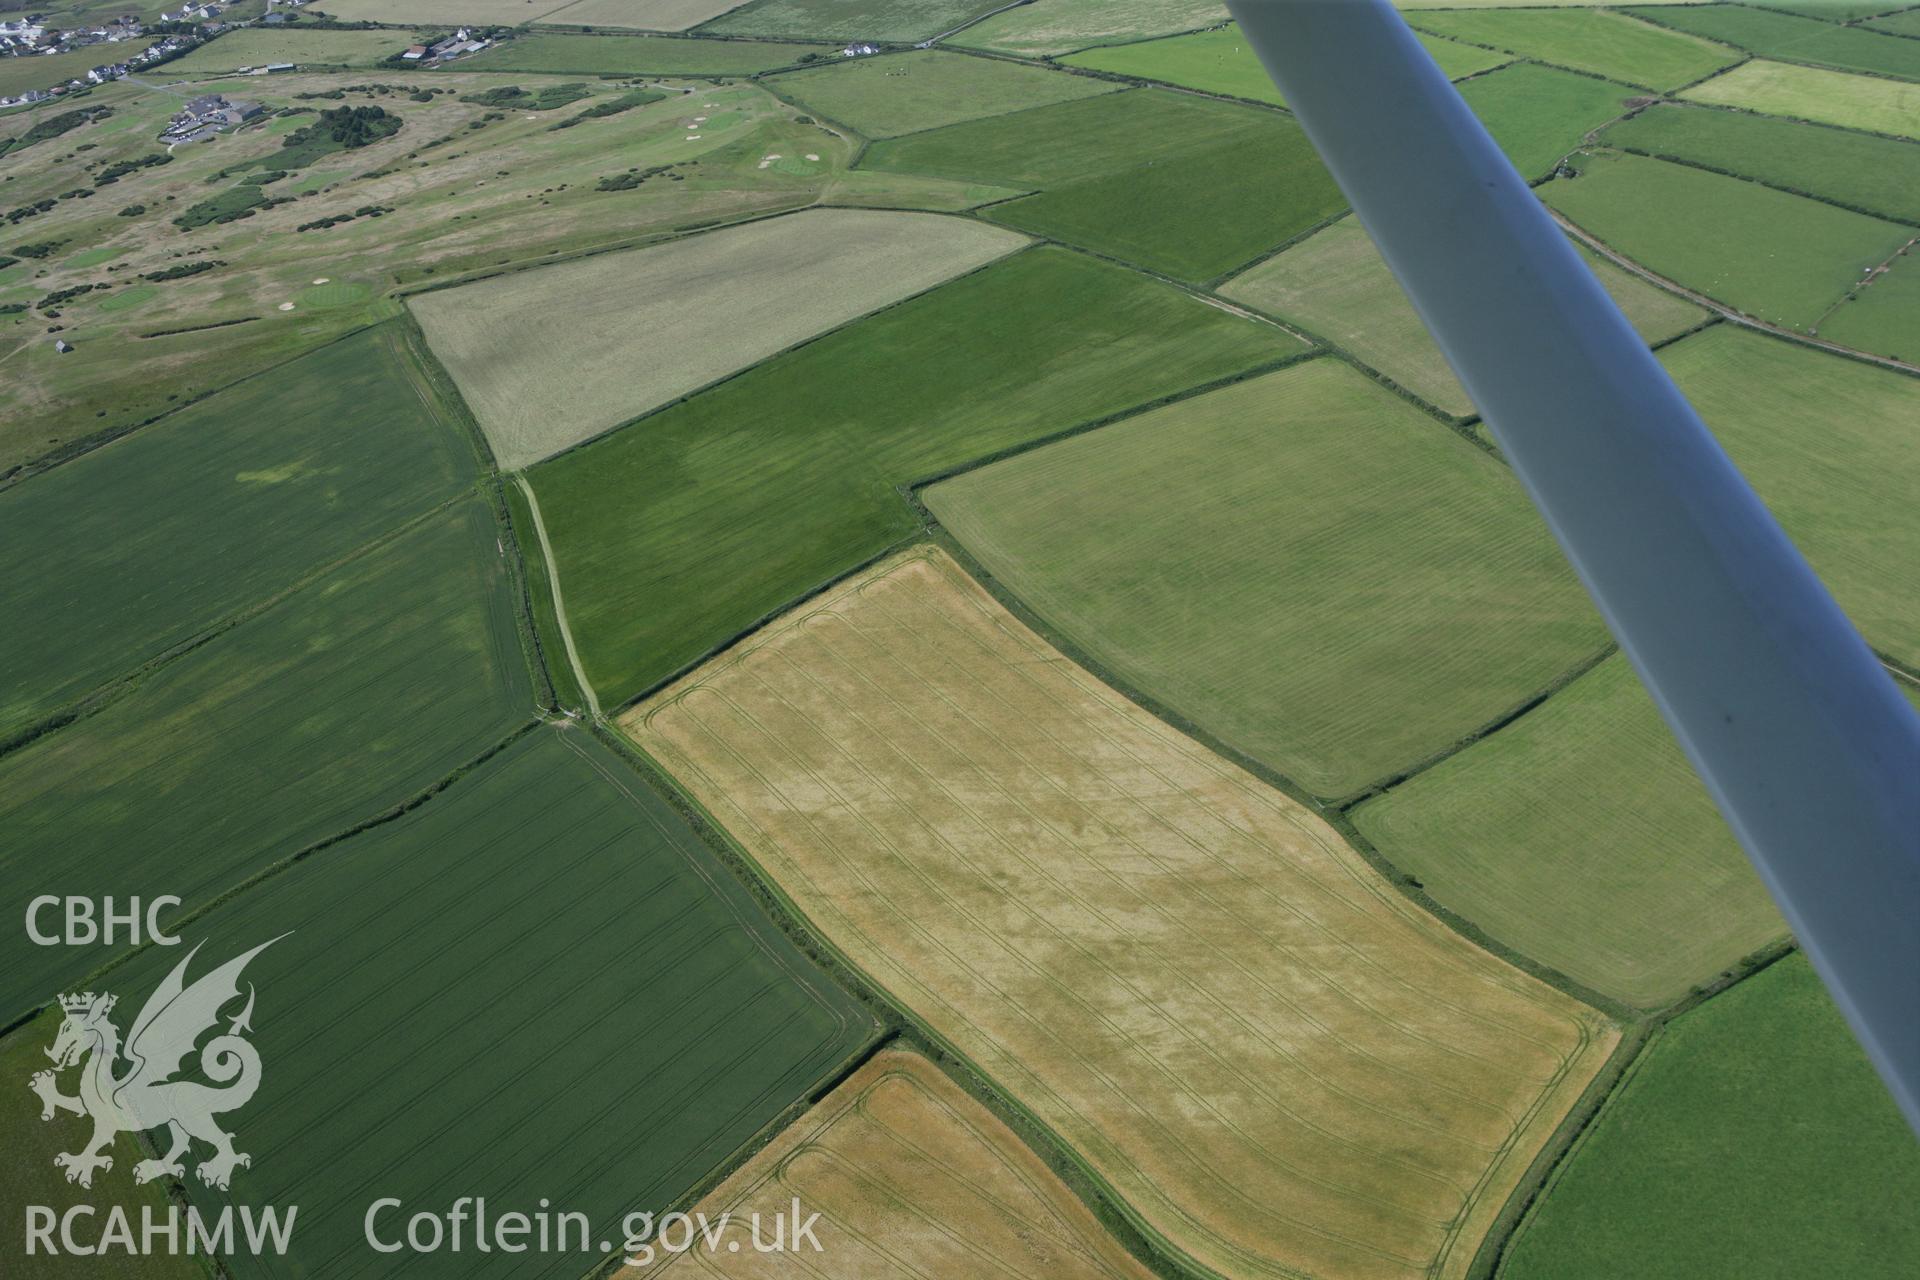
[410,208,1027,469]
[702,0,1010,42]
[1681,59,1920,141]
[767,48,1119,139]
[1658,325,1920,664]
[1819,252,1920,362]
[0,499,532,1023]
[1455,62,1639,180]
[1221,218,1704,415]
[1405,7,1737,92]
[0,40,157,99]
[657,1050,1156,1279]
[1352,655,1784,1007]
[952,0,1228,58]
[1601,103,1920,225]
[547,0,756,28]
[1630,3,1920,81]
[460,32,830,75]
[153,28,413,75]
[627,548,1619,1280]
[1503,955,1920,1280]
[925,359,1610,800]
[292,0,577,21]
[1059,23,1506,106]
[102,724,875,1280]
[1543,150,1912,330]
[529,246,1298,706]
[1871,7,1920,37]
[0,323,478,738]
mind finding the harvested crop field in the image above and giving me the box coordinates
[952,0,1228,58]
[0,323,478,738]
[1680,60,1920,141]
[528,246,1297,707]
[655,1049,1156,1279]
[409,208,1027,469]
[1351,655,1785,1008]
[1543,150,1913,330]
[1600,103,1920,226]
[625,548,1619,1280]
[0,499,531,1023]
[100,724,875,1280]
[460,33,830,76]
[925,359,1610,799]
[1633,3,1920,81]
[1502,955,1920,1280]
[768,48,1119,139]
[1657,325,1920,665]
[1221,218,1703,416]
[1404,7,1737,92]
[1453,62,1638,180]
[1061,23,1507,106]
[702,0,1009,42]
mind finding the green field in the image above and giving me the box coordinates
[1352,655,1784,1007]
[0,40,157,99]
[0,324,479,738]
[411,208,1027,469]
[1629,2,1920,80]
[1504,954,1920,1279]
[99,724,875,1280]
[767,48,1118,139]
[1456,62,1639,180]
[1820,253,1920,362]
[1682,59,1920,141]
[925,358,1610,799]
[702,0,1009,42]
[0,499,531,1021]
[154,28,413,74]
[1543,150,1912,330]
[549,0,757,29]
[1406,7,1737,91]
[1659,326,1920,664]
[1222,218,1704,415]
[952,0,1228,58]
[529,246,1299,707]
[1602,103,1920,224]
[1870,7,1920,37]
[1059,23,1507,106]
[295,0,576,20]
[444,32,829,75]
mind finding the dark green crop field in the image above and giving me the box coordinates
[1602,104,1920,225]
[0,500,531,1020]
[0,324,478,738]
[1630,3,1920,81]
[530,246,1300,708]
[109,725,875,1280]
[1455,62,1640,180]
[767,47,1118,138]
[1503,954,1920,1279]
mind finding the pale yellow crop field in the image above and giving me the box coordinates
[626,548,1619,1280]
[544,0,756,30]
[655,1049,1156,1279]
[1682,60,1920,141]
[409,208,1026,469]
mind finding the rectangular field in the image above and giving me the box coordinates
[952,0,1229,58]
[0,323,479,738]
[1061,23,1507,106]
[528,246,1299,708]
[1818,252,1920,363]
[459,32,830,74]
[97,725,875,1280]
[0,499,532,1023]
[1657,325,1920,665]
[925,359,1609,799]
[766,48,1118,139]
[625,548,1619,1280]
[1681,59,1920,140]
[0,40,157,98]
[1630,3,1920,80]
[1352,655,1785,1007]
[1405,7,1737,91]
[1454,62,1639,180]
[1542,150,1912,330]
[544,0,755,28]
[410,208,1027,470]
[1221,218,1704,416]
[702,0,1009,42]
[1502,955,1920,1280]
[656,1049,1156,1279]
[1601,103,1920,224]
[290,0,576,21]
[153,29,413,74]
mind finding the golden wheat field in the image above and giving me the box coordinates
[624,548,1619,1280]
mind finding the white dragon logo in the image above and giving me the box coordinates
[29,937,281,1192]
